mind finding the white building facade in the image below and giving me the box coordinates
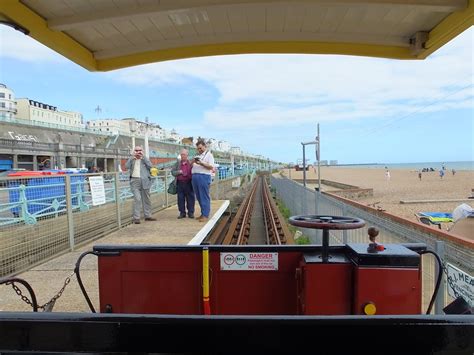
[230,146,242,155]
[218,140,231,152]
[87,119,130,135]
[0,84,17,120]
[16,98,83,128]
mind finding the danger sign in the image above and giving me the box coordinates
[220,252,278,271]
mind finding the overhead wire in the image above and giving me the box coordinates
[362,83,473,136]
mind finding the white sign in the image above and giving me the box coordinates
[220,252,278,271]
[446,263,473,307]
[89,176,106,206]
[8,131,39,142]
[231,177,241,188]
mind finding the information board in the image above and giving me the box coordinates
[89,176,106,206]
[446,263,473,307]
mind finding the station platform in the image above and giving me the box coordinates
[0,200,229,313]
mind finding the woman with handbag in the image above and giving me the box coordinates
[171,149,195,219]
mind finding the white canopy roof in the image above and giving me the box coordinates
[1,0,473,71]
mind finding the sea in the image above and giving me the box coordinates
[334,161,474,171]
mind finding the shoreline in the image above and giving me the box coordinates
[281,167,474,225]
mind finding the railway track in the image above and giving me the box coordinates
[207,175,293,245]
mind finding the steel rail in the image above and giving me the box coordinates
[223,175,292,245]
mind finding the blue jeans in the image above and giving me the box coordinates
[192,174,211,217]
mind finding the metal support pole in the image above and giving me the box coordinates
[317,123,321,193]
[114,172,122,229]
[65,175,75,251]
[342,204,348,244]
[434,241,446,314]
[164,171,169,207]
[322,229,329,263]
[302,144,306,187]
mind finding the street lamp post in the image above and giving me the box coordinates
[129,120,137,151]
[144,117,150,158]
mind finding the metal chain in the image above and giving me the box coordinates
[7,272,75,312]
[7,281,34,307]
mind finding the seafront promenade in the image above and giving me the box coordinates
[282,166,474,225]
[0,200,227,313]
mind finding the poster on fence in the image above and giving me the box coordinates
[446,263,473,307]
[232,177,241,188]
[89,176,106,206]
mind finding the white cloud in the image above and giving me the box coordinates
[0,27,63,62]
[112,28,473,131]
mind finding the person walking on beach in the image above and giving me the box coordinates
[191,139,215,222]
[126,145,157,224]
[418,171,422,181]
[439,168,445,179]
[172,149,195,219]
[385,167,391,181]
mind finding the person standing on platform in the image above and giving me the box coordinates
[125,145,157,224]
[172,149,195,219]
[191,139,215,222]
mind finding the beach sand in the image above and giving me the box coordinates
[281,167,474,228]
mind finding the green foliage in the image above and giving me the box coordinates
[277,200,291,220]
[295,235,311,245]
[276,198,311,245]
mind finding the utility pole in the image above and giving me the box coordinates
[302,143,306,186]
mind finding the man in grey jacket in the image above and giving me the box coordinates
[125,145,157,224]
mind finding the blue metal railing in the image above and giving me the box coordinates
[0,169,254,227]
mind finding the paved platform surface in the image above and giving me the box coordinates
[0,200,228,313]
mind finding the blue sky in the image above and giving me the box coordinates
[0,26,472,164]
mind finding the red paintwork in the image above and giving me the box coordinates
[298,263,352,315]
[210,252,301,315]
[353,267,421,315]
[98,248,421,316]
[98,251,202,314]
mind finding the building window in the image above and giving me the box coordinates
[0,93,5,98]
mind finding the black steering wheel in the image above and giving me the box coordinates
[288,215,365,230]
[288,215,365,262]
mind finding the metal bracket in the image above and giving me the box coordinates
[410,31,429,56]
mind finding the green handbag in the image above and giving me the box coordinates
[167,179,177,195]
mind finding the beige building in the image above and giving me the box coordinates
[0,84,17,120]
[16,98,83,128]
[87,118,130,135]
[87,118,166,140]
